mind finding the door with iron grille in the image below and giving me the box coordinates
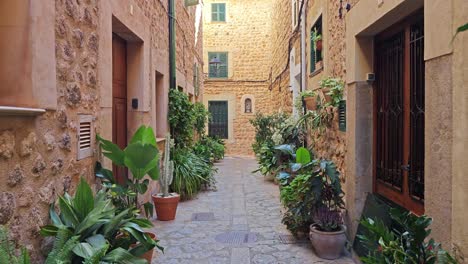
[208,101,228,139]
[374,12,424,215]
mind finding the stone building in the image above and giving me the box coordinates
[203,0,299,156]
[0,0,203,262]
[300,0,468,259]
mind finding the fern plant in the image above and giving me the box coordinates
[0,226,30,264]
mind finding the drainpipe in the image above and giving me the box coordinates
[300,0,306,97]
[169,0,176,89]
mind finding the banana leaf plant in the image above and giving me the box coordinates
[40,178,162,263]
[96,125,160,218]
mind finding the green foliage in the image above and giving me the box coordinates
[171,148,217,200]
[250,112,289,155]
[41,178,162,263]
[193,102,211,135]
[0,226,30,264]
[168,89,196,147]
[358,209,458,264]
[96,125,160,217]
[300,89,317,98]
[321,77,344,108]
[279,148,345,235]
[193,136,225,162]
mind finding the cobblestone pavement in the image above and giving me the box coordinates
[151,157,354,264]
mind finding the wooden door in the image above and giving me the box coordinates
[374,12,424,215]
[208,101,228,139]
[112,34,128,184]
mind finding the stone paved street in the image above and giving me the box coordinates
[150,157,354,264]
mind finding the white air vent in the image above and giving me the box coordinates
[77,115,94,160]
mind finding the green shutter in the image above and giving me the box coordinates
[310,31,316,73]
[212,3,226,22]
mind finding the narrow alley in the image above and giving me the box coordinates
[151,157,353,264]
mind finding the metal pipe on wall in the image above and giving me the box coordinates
[169,0,176,89]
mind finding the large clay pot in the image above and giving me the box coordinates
[309,224,347,260]
[131,232,157,262]
[152,193,180,221]
[303,96,318,110]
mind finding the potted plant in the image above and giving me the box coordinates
[312,28,322,51]
[319,77,344,106]
[301,90,318,110]
[152,134,180,221]
[309,160,346,260]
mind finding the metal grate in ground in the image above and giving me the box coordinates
[191,212,215,221]
[278,234,309,244]
[215,231,257,245]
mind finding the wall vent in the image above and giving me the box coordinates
[77,115,94,160]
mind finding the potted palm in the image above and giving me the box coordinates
[309,160,346,260]
[152,134,180,221]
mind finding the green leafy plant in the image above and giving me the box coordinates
[320,77,344,108]
[193,136,225,162]
[96,125,159,217]
[168,89,196,147]
[171,148,217,200]
[0,226,30,264]
[300,89,317,98]
[193,102,211,135]
[358,209,458,264]
[40,178,161,263]
[312,28,322,48]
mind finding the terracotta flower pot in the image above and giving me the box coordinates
[152,193,180,221]
[316,39,323,51]
[130,232,157,262]
[303,96,318,110]
[309,224,347,260]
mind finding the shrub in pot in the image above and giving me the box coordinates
[152,134,180,221]
[310,208,346,260]
[308,160,346,260]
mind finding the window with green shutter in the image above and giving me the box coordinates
[310,16,323,73]
[208,52,228,78]
[211,3,226,22]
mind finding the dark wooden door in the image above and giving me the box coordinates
[374,13,424,215]
[112,34,128,184]
[208,101,228,139]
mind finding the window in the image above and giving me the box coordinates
[211,3,226,22]
[292,0,299,27]
[244,98,252,113]
[310,16,323,73]
[208,101,228,139]
[374,13,425,215]
[208,52,228,78]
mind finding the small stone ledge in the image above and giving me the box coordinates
[0,106,46,116]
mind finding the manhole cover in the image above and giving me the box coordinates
[191,212,215,221]
[215,231,257,245]
[278,234,308,244]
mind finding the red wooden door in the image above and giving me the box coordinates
[373,12,425,215]
[112,34,128,184]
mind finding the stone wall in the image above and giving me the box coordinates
[269,0,294,113]
[0,0,203,262]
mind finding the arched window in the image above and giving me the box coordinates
[244,98,252,113]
